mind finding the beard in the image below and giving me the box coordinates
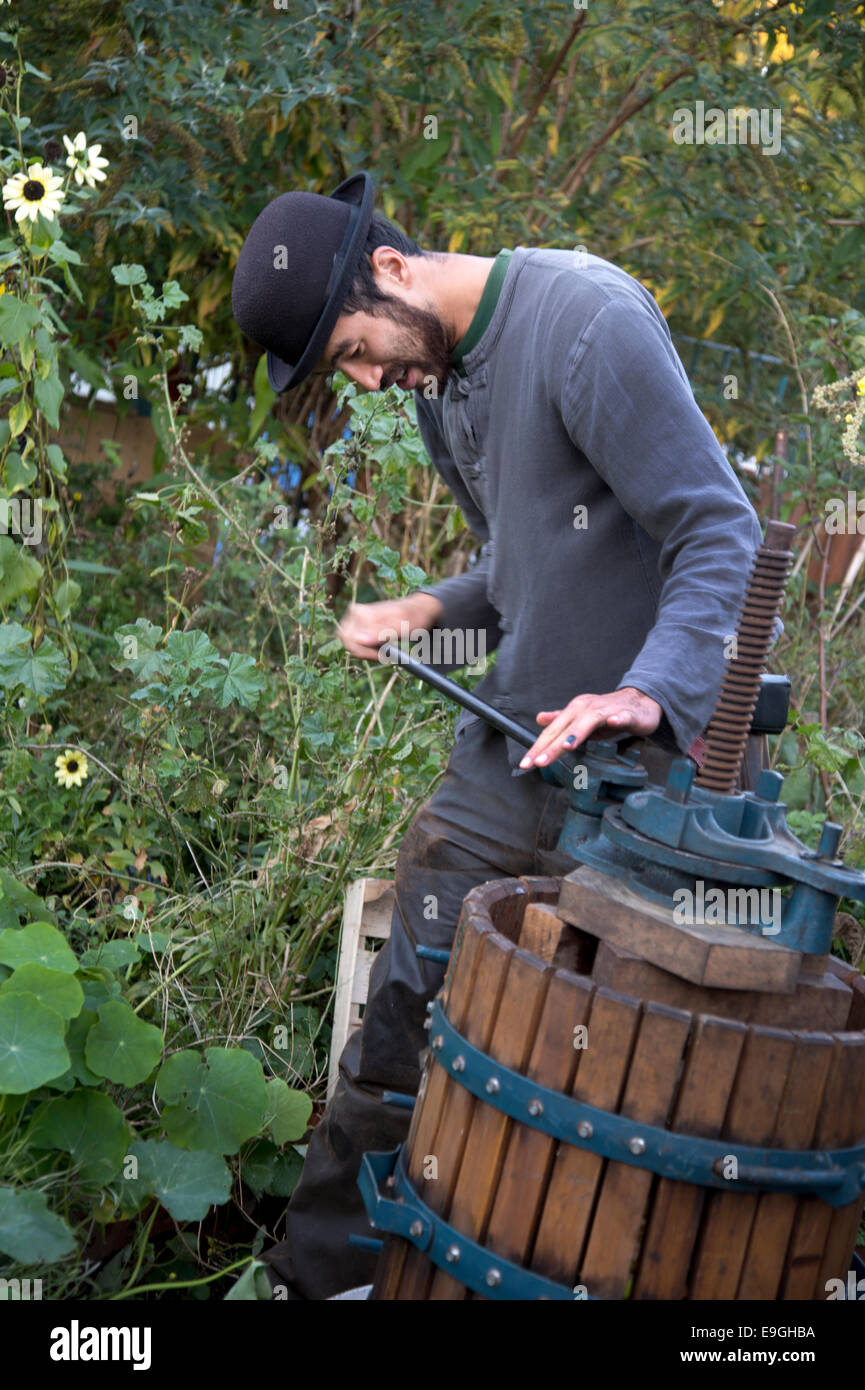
[374,295,456,394]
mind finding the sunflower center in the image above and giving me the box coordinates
[23,179,45,201]
[66,759,79,773]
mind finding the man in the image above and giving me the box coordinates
[231,170,764,1299]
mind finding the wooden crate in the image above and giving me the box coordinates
[328,877,395,1102]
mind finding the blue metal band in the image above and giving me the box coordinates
[427,1000,865,1209]
[358,1146,592,1300]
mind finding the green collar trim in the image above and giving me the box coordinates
[450,249,513,377]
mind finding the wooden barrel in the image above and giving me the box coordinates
[370,876,865,1300]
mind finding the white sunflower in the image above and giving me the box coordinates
[1,163,65,224]
[62,130,109,188]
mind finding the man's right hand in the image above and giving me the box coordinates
[336,593,444,661]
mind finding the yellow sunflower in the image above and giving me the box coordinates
[2,163,65,224]
[55,749,89,789]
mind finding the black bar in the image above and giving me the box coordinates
[380,641,536,749]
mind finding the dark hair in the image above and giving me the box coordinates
[341,211,429,316]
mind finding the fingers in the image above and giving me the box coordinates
[521,701,613,769]
[519,689,662,769]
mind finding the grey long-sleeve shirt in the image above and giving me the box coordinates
[412,247,763,770]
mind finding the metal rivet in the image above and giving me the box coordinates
[577,1121,593,1139]
[431,1035,444,1050]
[629,1136,646,1156]
[528,1099,544,1118]
[485,1269,502,1287]
[425,1000,434,1013]
[452,1054,466,1072]
[445,1244,461,1263]
[423,1017,432,1030]
[409,1220,424,1239]
[485,1077,501,1094]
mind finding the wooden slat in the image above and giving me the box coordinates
[737,1030,835,1298]
[483,970,592,1268]
[816,1037,865,1292]
[530,986,642,1287]
[372,903,489,1300]
[780,1035,865,1298]
[579,1001,693,1298]
[632,1013,747,1300]
[689,1025,797,1298]
[396,916,514,1299]
[428,945,551,1299]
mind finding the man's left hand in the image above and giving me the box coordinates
[519,687,662,770]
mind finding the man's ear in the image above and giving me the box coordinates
[371,245,410,289]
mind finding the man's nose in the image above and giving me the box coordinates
[348,362,384,392]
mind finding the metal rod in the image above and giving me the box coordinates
[379,641,537,750]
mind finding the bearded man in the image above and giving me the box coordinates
[231,170,764,1299]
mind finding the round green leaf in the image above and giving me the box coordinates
[0,993,70,1093]
[64,1008,100,1086]
[264,1078,313,1145]
[0,922,78,974]
[125,1140,231,1222]
[156,1046,267,1154]
[84,1001,162,1085]
[29,1090,129,1188]
[79,939,140,972]
[0,1186,75,1263]
[0,964,84,1020]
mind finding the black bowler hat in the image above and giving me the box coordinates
[231,171,375,393]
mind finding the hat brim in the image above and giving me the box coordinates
[267,171,375,393]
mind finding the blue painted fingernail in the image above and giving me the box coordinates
[564,735,576,747]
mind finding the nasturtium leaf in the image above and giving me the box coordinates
[125,1139,231,1222]
[134,930,169,955]
[0,1186,75,1263]
[78,973,122,1013]
[0,922,78,973]
[156,1046,267,1154]
[264,1078,313,1146]
[198,652,266,709]
[79,939,140,972]
[0,963,83,1020]
[64,1008,100,1086]
[0,865,57,927]
[241,1139,304,1199]
[84,1000,163,1085]
[29,1089,129,1187]
[0,993,70,1092]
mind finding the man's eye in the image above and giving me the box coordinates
[351,345,362,359]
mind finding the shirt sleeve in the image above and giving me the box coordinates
[559,292,764,753]
[410,393,503,657]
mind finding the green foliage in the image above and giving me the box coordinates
[0,0,863,1300]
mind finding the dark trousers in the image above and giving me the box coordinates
[261,721,766,1299]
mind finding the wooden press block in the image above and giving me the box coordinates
[517,902,595,974]
[557,865,802,994]
[592,938,853,1030]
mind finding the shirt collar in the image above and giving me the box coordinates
[449,249,513,378]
